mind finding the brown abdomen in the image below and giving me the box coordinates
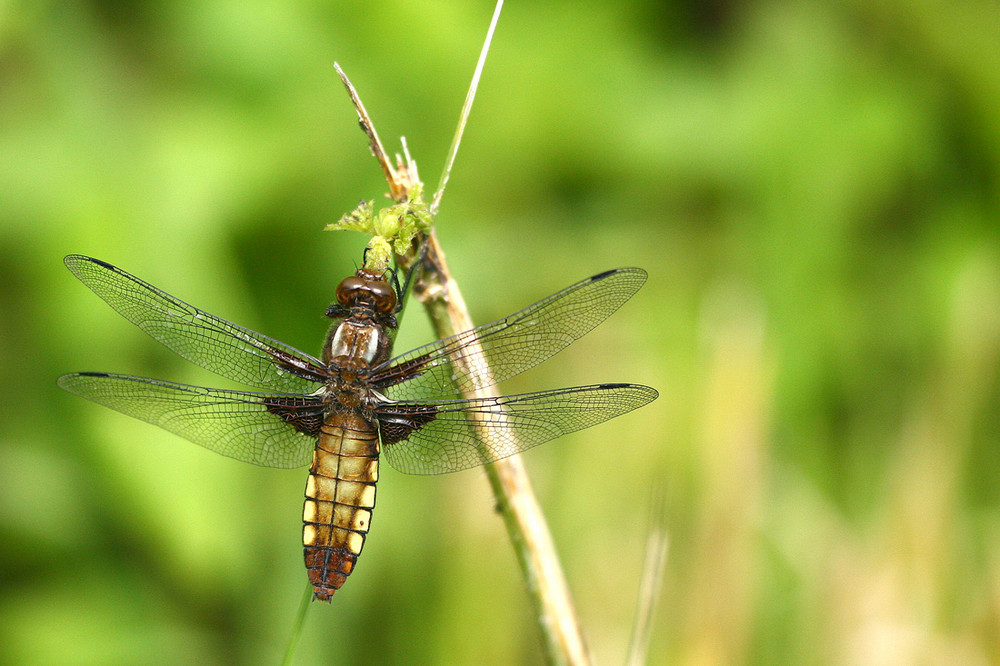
[303,413,379,601]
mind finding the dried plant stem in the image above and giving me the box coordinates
[408,234,591,666]
[336,4,588,660]
[334,62,416,202]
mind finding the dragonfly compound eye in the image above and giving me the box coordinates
[336,276,366,305]
[367,280,397,313]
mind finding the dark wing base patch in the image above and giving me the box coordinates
[376,404,440,445]
[263,396,326,438]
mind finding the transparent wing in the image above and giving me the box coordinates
[64,255,326,393]
[375,267,647,402]
[59,372,319,468]
[377,383,658,475]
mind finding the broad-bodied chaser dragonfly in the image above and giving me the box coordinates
[59,255,657,601]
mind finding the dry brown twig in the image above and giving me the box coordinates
[333,2,591,661]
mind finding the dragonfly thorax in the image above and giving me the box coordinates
[323,318,394,368]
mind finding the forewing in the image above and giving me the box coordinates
[377,383,658,475]
[374,267,647,402]
[59,372,319,468]
[64,255,326,393]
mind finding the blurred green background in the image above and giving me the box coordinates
[2,1,999,663]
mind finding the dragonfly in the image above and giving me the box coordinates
[59,254,658,601]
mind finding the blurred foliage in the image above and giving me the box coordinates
[2,0,999,664]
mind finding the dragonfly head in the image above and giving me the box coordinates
[326,269,397,319]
